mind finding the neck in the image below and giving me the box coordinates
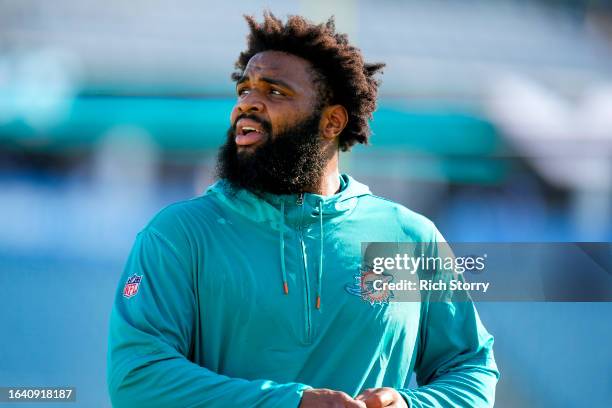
[315,148,340,196]
[318,169,341,196]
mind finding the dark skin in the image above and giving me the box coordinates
[230,50,346,196]
[230,50,408,408]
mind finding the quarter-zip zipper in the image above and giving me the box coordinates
[296,193,312,343]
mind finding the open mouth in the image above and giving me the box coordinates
[235,118,266,147]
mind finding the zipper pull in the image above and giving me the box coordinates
[296,193,304,206]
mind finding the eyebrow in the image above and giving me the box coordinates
[236,75,294,91]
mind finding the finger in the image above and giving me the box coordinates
[355,388,376,401]
[344,399,368,408]
[374,388,396,406]
[359,388,396,408]
[333,391,366,408]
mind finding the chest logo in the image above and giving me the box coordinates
[344,268,394,305]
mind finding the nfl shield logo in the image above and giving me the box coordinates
[123,274,143,298]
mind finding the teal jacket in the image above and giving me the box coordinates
[107,174,499,407]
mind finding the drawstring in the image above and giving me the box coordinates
[279,198,324,310]
[280,200,288,295]
[316,200,323,310]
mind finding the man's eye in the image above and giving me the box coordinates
[270,89,283,96]
[238,89,250,96]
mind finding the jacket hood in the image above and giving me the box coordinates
[205,174,372,230]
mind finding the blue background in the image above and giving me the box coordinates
[1,1,611,407]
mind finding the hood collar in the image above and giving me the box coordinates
[206,174,371,229]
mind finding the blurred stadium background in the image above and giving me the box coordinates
[1,0,611,407]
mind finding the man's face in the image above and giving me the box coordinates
[229,50,320,151]
[217,51,330,194]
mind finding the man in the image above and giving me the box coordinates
[107,13,499,407]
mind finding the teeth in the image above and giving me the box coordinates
[242,126,259,133]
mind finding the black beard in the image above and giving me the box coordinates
[215,109,327,195]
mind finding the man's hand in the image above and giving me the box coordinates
[355,388,408,408]
[300,388,367,408]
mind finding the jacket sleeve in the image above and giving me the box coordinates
[107,227,311,408]
[397,231,500,408]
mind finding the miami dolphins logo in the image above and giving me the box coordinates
[345,267,394,306]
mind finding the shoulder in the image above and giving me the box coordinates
[358,194,441,243]
[139,194,221,245]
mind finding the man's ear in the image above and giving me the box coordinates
[320,105,348,140]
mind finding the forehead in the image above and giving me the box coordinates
[241,51,317,90]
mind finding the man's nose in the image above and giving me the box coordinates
[236,92,265,114]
